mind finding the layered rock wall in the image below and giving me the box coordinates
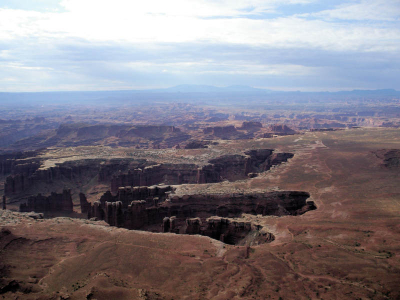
[79,193,90,214]
[239,121,263,130]
[267,125,296,135]
[5,160,101,196]
[86,190,314,244]
[201,217,274,245]
[88,191,315,230]
[19,189,73,213]
[0,150,41,176]
[110,164,198,193]
[110,149,294,190]
[103,185,173,208]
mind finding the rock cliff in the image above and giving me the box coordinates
[19,189,73,213]
[110,149,294,191]
[267,125,297,135]
[239,121,263,130]
[87,190,315,245]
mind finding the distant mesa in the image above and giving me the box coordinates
[164,84,269,93]
[239,121,263,130]
[267,125,297,135]
[202,122,265,140]
[9,123,191,151]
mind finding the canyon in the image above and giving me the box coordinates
[10,146,309,245]
[1,89,400,299]
[86,187,314,245]
[2,127,400,299]
[3,148,293,199]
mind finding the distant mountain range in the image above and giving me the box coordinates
[159,84,271,93]
[0,85,399,106]
[1,84,398,95]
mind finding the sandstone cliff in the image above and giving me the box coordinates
[19,189,73,213]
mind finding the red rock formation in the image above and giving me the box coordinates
[0,150,41,176]
[79,193,90,214]
[124,200,147,229]
[167,191,313,217]
[89,201,105,220]
[5,158,150,197]
[201,217,274,245]
[4,160,100,196]
[185,218,202,235]
[198,149,293,183]
[260,133,273,138]
[55,124,190,148]
[19,189,73,213]
[374,149,400,168]
[162,216,177,233]
[162,217,171,232]
[203,125,240,139]
[110,164,199,193]
[5,149,293,198]
[184,140,208,149]
[110,149,294,191]
[88,190,315,237]
[104,201,124,227]
[267,124,296,135]
[239,121,263,130]
[101,185,173,208]
[99,191,114,206]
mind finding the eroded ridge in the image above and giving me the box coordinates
[85,188,315,245]
[4,148,293,197]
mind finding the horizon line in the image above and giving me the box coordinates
[0,85,399,94]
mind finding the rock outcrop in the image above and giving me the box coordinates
[19,189,73,213]
[185,217,203,235]
[4,159,101,196]
[110,165,198,193]
[79,193,90,214]
[202,125,249,139]
[374,149,400,168]
[104,201,124,227]
[259,133,273,138]
[198,149,293,183]
[4,148,294,199]
[4,158,152,196]
[202,217,274,245]
[0,150,41,176]
[167,191,314,218]
[110,149,294,191]
[267,125,297,135]
[54,124,191,149]
[184,140,209,149]
[87,190,315,245]
[92,185,173,214]
[239,121,263,130]
[162,216,177,233]
[98,159,150,182]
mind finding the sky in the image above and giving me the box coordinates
[0,0,399,92]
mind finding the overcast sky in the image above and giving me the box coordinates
[0,0,399,92]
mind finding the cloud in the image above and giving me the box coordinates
[60,0,316,18]
[306,0,400,21]
[0,0,399,91]
[1,37,398,92]
[0,0,400,51]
